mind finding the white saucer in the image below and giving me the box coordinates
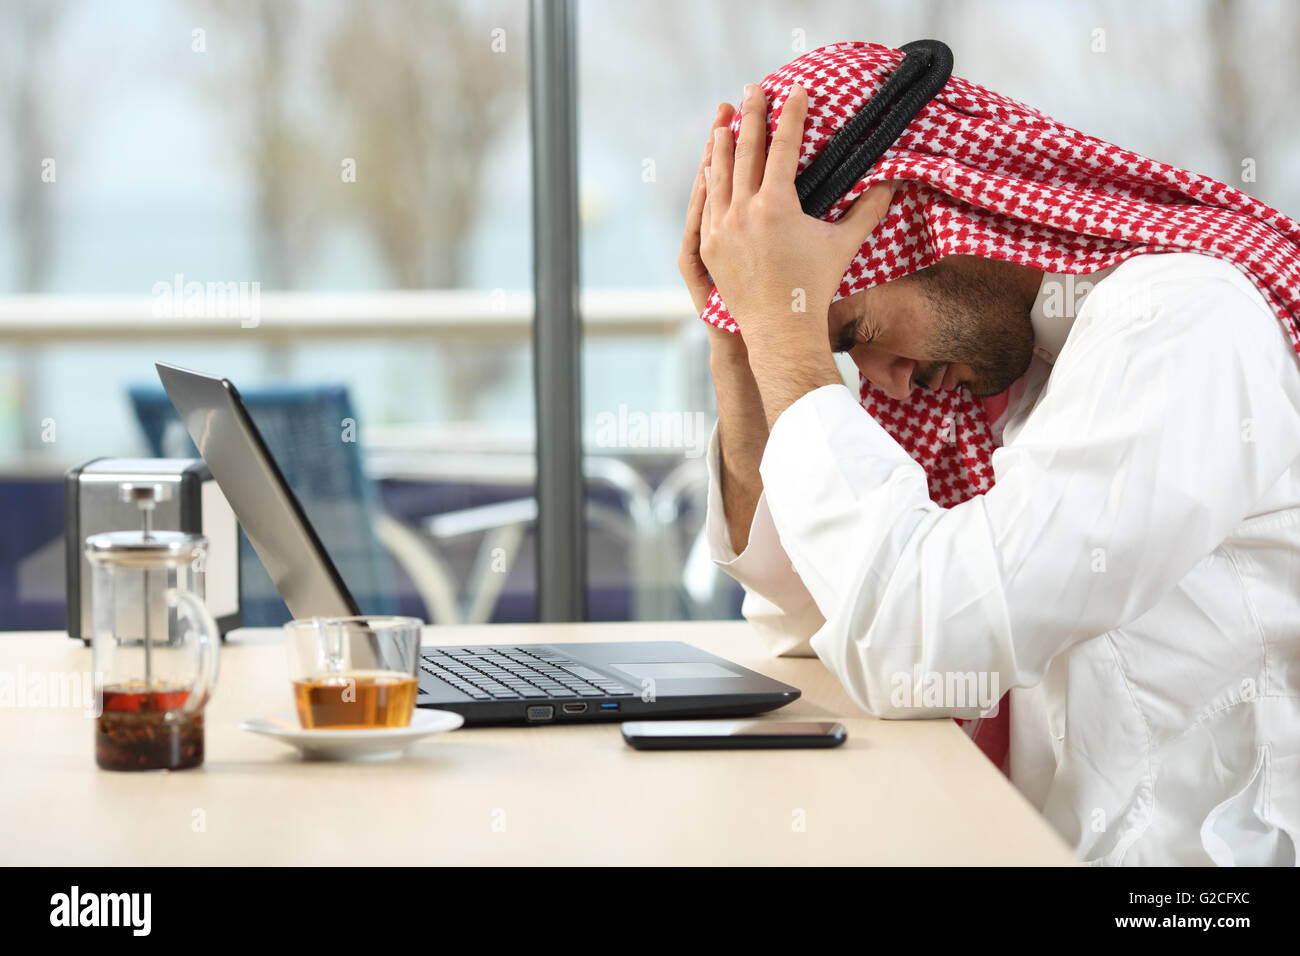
[240,709,464,761]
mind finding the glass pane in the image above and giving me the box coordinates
[0,0,536,630]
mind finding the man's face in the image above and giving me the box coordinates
[827,255,1040,400]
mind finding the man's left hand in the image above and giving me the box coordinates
[700,83,895,350]
[700,82,895,426]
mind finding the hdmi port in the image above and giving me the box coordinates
[561,702,588,714]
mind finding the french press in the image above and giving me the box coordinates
[85,482,220,771]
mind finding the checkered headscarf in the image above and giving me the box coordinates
[701,41,1300,508]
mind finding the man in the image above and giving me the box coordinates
[678,41,1300,865]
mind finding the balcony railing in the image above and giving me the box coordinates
[0,289,696,341]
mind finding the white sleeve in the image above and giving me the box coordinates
[704,423,824,657]
[756,272,1300,719]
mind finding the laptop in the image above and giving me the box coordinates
[155,362,800,724]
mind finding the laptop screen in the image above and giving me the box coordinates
[155,362,361,620]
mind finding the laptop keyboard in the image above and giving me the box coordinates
[419,646,636,701]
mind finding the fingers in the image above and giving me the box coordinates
[695,102,734,189]
[709,124,734,215]
[682,103,738,298]
[700,163,712,245]
[732,83,768,199]
[715,101,736,133]
[763,84,807,190]
[680,156,707,254]
[681,109,722,255]
[835,180,899,253]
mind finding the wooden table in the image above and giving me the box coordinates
[0,621,1074,865]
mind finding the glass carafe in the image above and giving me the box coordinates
[85,482,220,771]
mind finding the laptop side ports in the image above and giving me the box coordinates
[561,702,588,714]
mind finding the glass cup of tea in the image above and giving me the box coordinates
[283,616,422,729]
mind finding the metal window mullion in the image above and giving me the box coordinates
[529,0,586,622]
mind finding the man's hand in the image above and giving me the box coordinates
[700,82,896,427]
[679,100,768,551]
[678,101,737,316]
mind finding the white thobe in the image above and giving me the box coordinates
[707,252,1300,865]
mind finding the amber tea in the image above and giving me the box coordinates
[292,670,417,729]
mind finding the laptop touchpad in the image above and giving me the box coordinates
[609,662,741,680]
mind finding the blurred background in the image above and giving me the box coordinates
[1,0,1297,629]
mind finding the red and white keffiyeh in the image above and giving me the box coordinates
[700,41,1300,771]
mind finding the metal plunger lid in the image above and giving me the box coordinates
[83,482,207,567]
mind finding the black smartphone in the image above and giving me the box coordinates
[621,720,847,750]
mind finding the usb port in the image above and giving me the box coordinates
[561,702,587,714]
[599,702,620,710]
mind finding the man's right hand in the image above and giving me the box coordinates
[681,100,769,554]
[678,102,736,316]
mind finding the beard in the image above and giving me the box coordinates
[911,258,1036,397]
